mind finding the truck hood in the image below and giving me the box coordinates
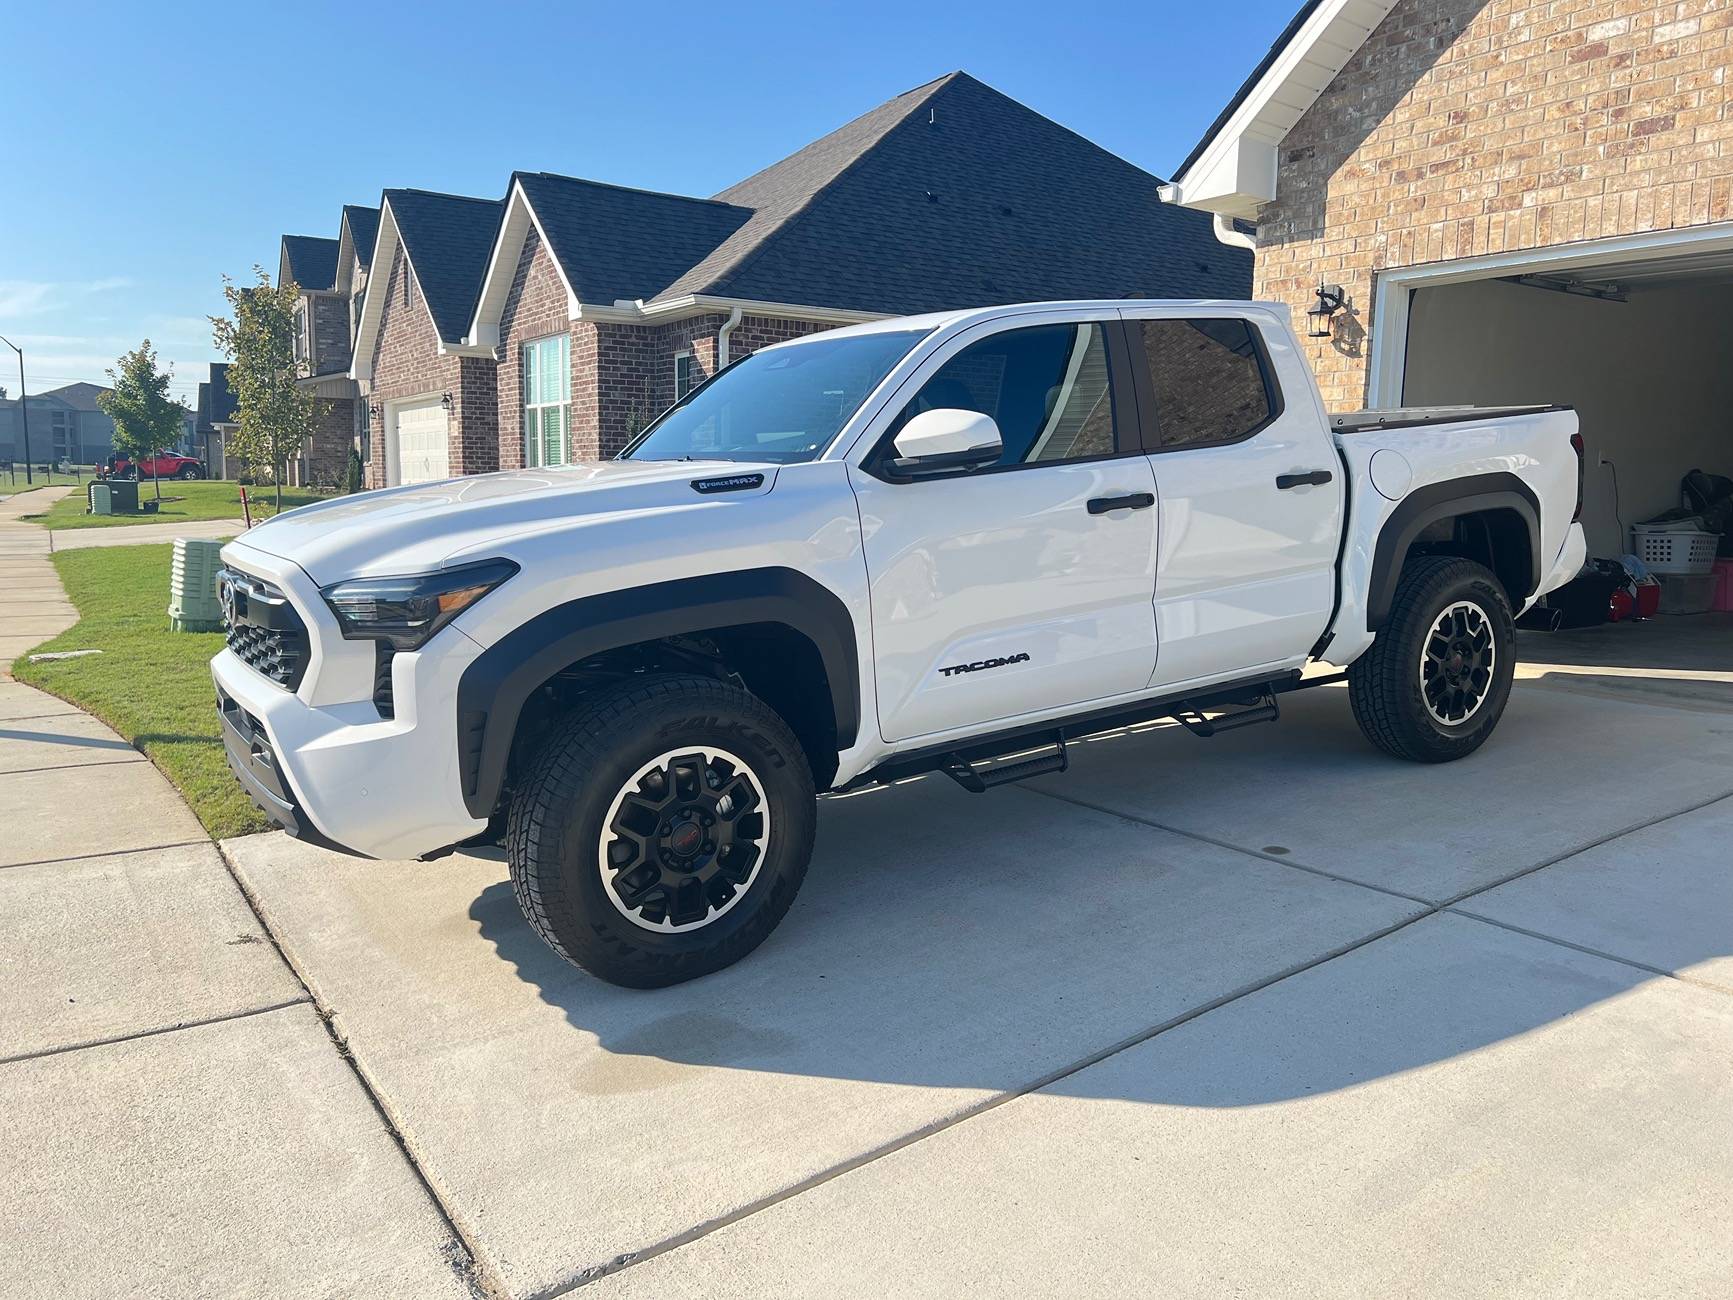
[233,459,776,584]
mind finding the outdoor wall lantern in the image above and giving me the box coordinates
[1306,284,1346,338]
[441,393,454,412]
[368,403,382,422]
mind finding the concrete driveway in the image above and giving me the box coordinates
[218,677,1733,1299]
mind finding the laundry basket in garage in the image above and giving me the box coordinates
[1632,523,1719,575]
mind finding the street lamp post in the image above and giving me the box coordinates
[0,335,31,485]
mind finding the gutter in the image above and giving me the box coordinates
[1211,213,1257,252]
[716,305,745,369]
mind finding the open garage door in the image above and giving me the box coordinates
[1381,229,1733,697]
[390,397,449,485]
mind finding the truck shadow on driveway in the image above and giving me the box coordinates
[463,685,1730,1108]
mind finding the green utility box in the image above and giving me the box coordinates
[169,538,226,632]
[88,478,139,514]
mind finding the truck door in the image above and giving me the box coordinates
[1118,310,1344,690]
[849,316,1159,744]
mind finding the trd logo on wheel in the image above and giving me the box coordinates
[939,652,1031,678]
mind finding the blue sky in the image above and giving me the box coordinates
[0,0,1294,404]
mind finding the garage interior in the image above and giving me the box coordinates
[1400,251,1733,698]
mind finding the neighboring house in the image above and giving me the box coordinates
[355,71,1249,486]
[334,204,381,473]
[351,189,506,486]
[1162,0,1733,557]
[200,362,240,479]
[280,231,363,486]
[0,382,116,466]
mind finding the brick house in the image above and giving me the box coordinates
[1163,0,1733,557]
[279,230,365,486]
[355,71,1248,484]
[350,189,504,486]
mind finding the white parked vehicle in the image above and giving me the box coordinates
[213,300,1586,986]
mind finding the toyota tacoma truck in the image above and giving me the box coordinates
[213,300,1586,987]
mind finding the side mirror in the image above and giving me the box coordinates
[886,408,1002,480]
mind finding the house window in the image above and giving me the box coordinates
[674,351,695,400]
[523,334,570,467]
[294,305,308,364]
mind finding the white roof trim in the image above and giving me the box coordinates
[467,180,581,348]
[582,295,887,327]
[1161,0,1397,220]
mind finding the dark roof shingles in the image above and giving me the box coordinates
[342,205,381,270]
[668,71,1250,314]
[386,189,505,344]
[282,235,340,291]
[516,173,752,306]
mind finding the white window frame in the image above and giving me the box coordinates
[673,349,695,400]
[523,333,571,467]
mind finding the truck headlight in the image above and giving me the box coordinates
[320,559,518,650]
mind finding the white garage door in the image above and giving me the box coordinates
[392,398,449,485]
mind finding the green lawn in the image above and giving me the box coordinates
[25,479,332,529]
[14,544,269,840]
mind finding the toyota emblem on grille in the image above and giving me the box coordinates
[217,574,237,628]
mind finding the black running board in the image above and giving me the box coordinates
[943,738,1069,793]
[1174,692,1279,737]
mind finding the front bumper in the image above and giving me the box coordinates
[218,685,360,857]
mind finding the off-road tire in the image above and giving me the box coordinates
[1348,556,1516,763]
[507,673,816,988]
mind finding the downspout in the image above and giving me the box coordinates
[716,305,744,370]
[1212,213,1256,252]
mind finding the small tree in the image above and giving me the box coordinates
[99,341,184,500]
[210,268,317,511]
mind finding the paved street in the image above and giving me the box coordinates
[2,493,1730,1296]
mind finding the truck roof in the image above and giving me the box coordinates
[776,298,1295,345]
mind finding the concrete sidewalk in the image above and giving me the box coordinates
[0,486,76,675]
[0,499,483,1298]
[50,516,244,550]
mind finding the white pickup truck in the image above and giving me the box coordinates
[213,300,1586,986]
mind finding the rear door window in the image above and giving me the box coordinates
[1136,318,1278,449]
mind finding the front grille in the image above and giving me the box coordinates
[220,567,311,691]
[373,644,397,718]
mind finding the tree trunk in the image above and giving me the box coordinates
[274,465,283,513]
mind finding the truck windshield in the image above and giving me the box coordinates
[624,329,929,464]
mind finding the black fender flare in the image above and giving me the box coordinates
[1367,472,1541,631]
[454,567,860,819]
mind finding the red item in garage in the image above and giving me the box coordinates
[1713,559,1733,613]
[1634,579,1661,619]
[1608,587,1635,622]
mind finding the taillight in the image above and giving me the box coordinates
[1569,432,1585,522]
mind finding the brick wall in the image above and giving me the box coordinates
[367,244,498,483]
[311,295,351,375]
[1254,0,1733,409]
[302,397,354,488]
[495,227,569,469]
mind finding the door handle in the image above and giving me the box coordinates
[1086,492,1155,515]
[1276,470,1333,489]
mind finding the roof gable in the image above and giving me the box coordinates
[662,71,1248,313]
[1162,0,1398,218]
[516,173,752,305]
[208,363,238,425]
[342,205,381,270]
[281,234,340,291]
[38,381,109,411]
[386,189,504,344]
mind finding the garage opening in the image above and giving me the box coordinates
[1399,245,1733,696]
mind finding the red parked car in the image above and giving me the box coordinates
[108,450,205,480]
